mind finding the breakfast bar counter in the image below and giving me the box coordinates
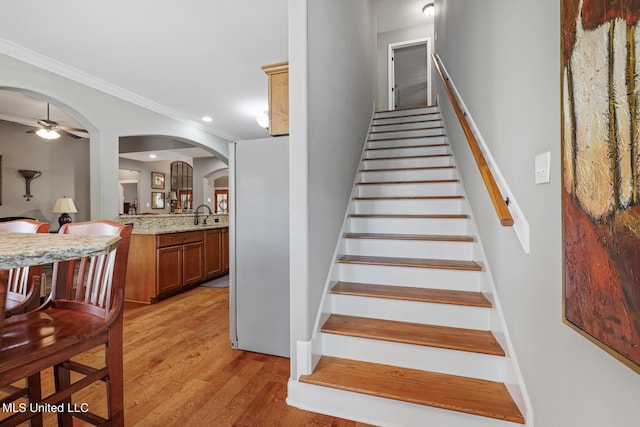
[0,232,121,269]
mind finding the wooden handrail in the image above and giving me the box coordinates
[432,53,514,227]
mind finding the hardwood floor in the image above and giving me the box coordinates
[2,287,371,426]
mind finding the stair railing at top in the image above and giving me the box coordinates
[432,53,514,227]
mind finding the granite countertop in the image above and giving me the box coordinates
[0,233,121,269]
[130,223,229,235]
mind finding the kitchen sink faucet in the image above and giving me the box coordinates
[194,204,213,225]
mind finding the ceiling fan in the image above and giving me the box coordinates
[26,103,88,140]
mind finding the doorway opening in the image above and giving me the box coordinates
[388,37,432,110]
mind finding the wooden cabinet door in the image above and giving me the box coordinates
[157,245,182,294]
[204,229,223,278]
[222,227,229,273]
[182,242,204,286]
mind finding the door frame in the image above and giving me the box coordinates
[387,37,432,110]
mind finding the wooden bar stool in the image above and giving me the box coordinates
[0,220,131,427]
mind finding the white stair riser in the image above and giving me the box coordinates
[362,156,452,169]
[338,263,482,292]
[374,107,439,118]
[373,114,441,126]
[371,120,443,132]
[321,334,504,382]
[349,217,470,235]
[359,168,457,182]
[357,182,460,197]
[330,294,491,330]
[364,145,449,158]
[344,238,475,260]
[367,136,446,149]
[353,198,465,214]
[369,127,444,140]
[290,381,523,427]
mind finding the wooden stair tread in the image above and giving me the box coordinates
[349,213,468,219]
[370,126,444,134]
[362,153,451,161]
[299,356,524,424]
[353,195,462,200]
[338,255,482,271]
[359,165,455,172]
[356,179,458,185]
[321,314,504,356]
[367,134,446,142]
[331,282,492,307]
[366,143,448,151]
[343,232,474,242]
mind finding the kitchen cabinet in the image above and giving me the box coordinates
[262,62,289,136]
[204,229,223,279]
[125,227,228,303]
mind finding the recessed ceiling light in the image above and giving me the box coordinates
[202,116,213,122]
[149,154,157,159]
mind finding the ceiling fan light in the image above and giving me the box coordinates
[36,128,61,140]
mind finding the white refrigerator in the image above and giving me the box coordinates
[229,136,290,357]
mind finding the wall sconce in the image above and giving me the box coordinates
[53,196,78,228]
[423,3,435,17]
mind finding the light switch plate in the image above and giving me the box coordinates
[535,151,551,184]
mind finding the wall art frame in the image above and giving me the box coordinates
[151,171,165,190]
[562,0,640,373]
[151,191,165,209]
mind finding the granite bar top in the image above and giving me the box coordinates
[127,223,229,235]
[0,233,121,269]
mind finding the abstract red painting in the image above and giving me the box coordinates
[562,0,640,373]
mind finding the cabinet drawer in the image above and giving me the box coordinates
[157,231,203,248]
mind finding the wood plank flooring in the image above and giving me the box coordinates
[1,287,372,427]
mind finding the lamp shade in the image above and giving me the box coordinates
[52,197,78,214]
[169,191,178,201]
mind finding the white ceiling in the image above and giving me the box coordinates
[0,0,431,158]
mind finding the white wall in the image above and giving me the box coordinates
[377,23,434,109]
[289,0,377,377]
[0,120,89,224]
[0,53,230,221]
[435,1,640,425]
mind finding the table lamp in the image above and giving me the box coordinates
[53,197,78,228]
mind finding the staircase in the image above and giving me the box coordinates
[290,106,527,426]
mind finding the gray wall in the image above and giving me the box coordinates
[0,120,90,224]
[435,0,640,425]
[289,0,376,376]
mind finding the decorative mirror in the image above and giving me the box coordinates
[170,161,193,212]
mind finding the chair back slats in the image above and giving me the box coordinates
[55,221,131,318]
[0,219,50,317]
[7,267,29,296]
